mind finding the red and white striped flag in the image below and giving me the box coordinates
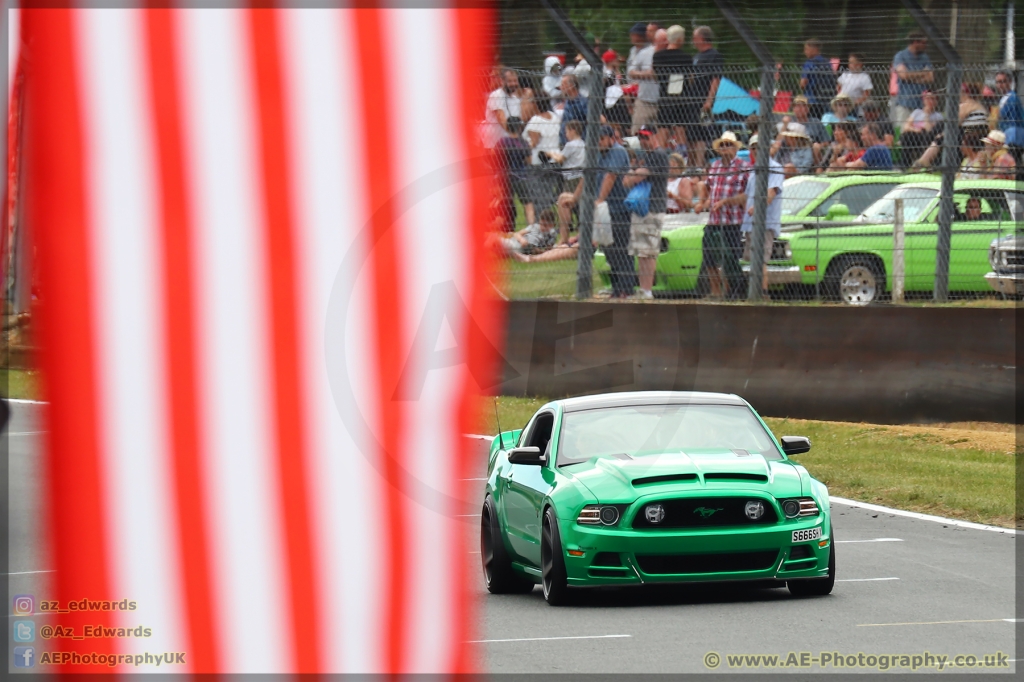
[23,5,497,673]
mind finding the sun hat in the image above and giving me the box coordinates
[982,130,1006,146]
[780,122,810,139]
[712,130,744,150]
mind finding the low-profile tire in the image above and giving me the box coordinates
[481,496,534,594]
[788,525,836,597]
[826,256,886,306]
[541,507,573,606]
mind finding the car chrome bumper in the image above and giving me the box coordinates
[741,264,802,285]
[984,271,1024,295]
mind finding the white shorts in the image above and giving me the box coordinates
[628,213,664,258]
[742,230,776,262]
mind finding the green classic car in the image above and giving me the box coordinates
[480,391,834,605]
[594,172,925,294]
[781,180,1023,304]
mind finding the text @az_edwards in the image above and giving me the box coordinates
[37,651,185,667]
[703,650,1011,671]
[40,624,152,639]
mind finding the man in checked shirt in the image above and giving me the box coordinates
[695,131,750,299]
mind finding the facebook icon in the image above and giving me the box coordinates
[14,646,34,668]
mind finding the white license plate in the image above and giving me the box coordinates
[792,527,822,543]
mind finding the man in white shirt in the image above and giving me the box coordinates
[484,69,521,149]
[837,53,873,115]
[741,134,785,296]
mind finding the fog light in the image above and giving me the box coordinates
[599,506,620,525]
[744,500,765,520]
[645,504,665,524]
[782,499,801,518]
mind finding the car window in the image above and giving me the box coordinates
[857,187,938,223]
[557,404,783,466]
[953,194,994,221]
[1005,192,1024,223]
[780,179,829,216]
[811,183,898,217]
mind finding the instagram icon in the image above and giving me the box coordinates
[13,595,34,616]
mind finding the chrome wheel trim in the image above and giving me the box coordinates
[541,520,553,598]
[481,509,495,586]
[839,264,876,305]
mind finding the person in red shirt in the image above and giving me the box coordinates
[694,131,750,298]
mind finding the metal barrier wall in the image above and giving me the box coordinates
[498,300,1017,423]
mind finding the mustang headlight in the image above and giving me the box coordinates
[744,500,765,520]
[781,497,820,518]
[577,505,621,526]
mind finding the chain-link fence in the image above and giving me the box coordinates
[485,0,1022,305]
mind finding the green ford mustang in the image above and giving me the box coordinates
[592,172,924,294]
[480,391,834,605]
[782,179,1023,304]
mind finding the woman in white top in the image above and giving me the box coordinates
[665,153,693,213]
[900,89,942,168]
[523,93,563,166]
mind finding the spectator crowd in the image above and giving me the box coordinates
[484,21,1023,300]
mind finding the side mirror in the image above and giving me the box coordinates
[508,446,546,465]
[781,436,811,455]
[825,203,850,220]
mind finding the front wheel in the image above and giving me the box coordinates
[481,496,534,594]
[827,256,886,306]
[788,525,836,597]
[541,508,572,605]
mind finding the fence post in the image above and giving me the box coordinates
[714,0,776,302]
[892,198,905,303]
[538,0,604,300]
[900,0,961,303]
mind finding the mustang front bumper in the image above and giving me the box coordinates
[984,271,1024,296]
[559,516,830,586]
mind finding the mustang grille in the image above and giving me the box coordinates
[636,550,779,574]
[632,497,778,528]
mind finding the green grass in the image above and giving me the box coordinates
[480,396,1017,529]
[1,368,41,401]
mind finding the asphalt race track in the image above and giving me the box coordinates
[6,403,1017,675]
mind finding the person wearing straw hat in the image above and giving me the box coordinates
[695,130,750,299]
[740,134,784,297]
[980,130,1017,180]
[822,93,857,125]
[773,122,814,176]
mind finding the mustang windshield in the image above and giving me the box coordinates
[780,179,829,216]
[557,404,783,466]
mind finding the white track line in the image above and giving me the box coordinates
[858,618,1013,627]
[471,634,631,644]
[835,538,904,544]
[4,570,55,575]
[464,434,493,441]
[6,431,46,436]
[836,577,899,582]
[831,497,1018,535]
[2,398,47,405]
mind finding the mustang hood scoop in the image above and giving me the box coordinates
[566,450,803,501]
